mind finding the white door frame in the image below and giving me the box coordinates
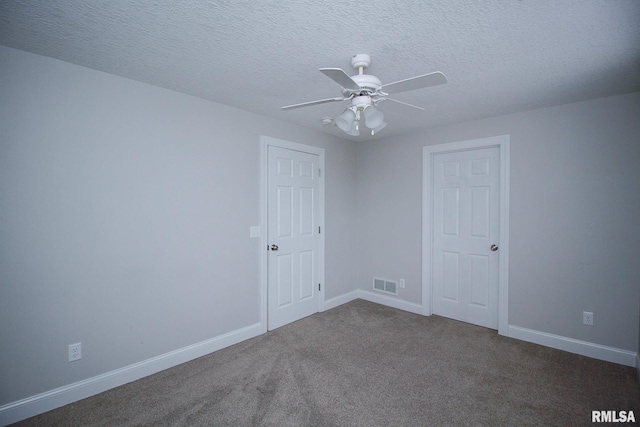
[260,136,325,333]
[422,135,510,335]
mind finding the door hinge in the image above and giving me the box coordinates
[319,168,321,177]
[318,283,321,291]
[318,226,321,234]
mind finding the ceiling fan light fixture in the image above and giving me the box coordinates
[363,106,384,129]
[345,120,360,136]
[335,108,355,132]
[371,121,387,135]
[371,122,387,135]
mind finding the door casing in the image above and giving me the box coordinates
[422,135,510,335]
[260,136,325,333]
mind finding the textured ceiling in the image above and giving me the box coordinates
[1,0,639,141]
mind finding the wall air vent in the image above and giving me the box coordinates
[373,277,398,295]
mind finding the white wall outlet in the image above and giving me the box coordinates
[249,226,261,238]
[583,311,594,326]
[68,342,82,362]
[399,279,405,289]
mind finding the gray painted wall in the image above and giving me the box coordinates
[0,46,357,405]
[2,44,639,410]
[357,91,640,352]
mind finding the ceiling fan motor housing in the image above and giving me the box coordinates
[350,74,382,94]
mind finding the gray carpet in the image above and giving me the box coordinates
[13,300,640,426]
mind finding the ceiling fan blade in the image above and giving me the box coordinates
[381,71,447,94]
[381,98,425,110]
[281,97,346,111]
[319,68,361,92]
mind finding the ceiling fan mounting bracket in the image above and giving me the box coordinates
[351,54,371,70]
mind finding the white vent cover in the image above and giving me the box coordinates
[373,277,397,295]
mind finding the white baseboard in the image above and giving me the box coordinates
[329,292,638,367]
[324,290,422,315]
[326,293,637,368]
[357,290,423,315]
[323,290,359,311]
[508,325,637,367]
[0,323,262,427]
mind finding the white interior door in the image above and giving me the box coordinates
[432,146,500,329]
[267,145,320,330]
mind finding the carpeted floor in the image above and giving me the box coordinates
[13,299,640,426]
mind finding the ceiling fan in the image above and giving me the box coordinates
[281,54,447,136]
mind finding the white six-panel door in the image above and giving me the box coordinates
[267,145,320,330]
[432,147,500,329]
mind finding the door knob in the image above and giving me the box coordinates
[270,244,279,251]
[490,244,499,252]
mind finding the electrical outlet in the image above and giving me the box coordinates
[583,311,594,326]
[68,342,82,362]
[399,279,405,289]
